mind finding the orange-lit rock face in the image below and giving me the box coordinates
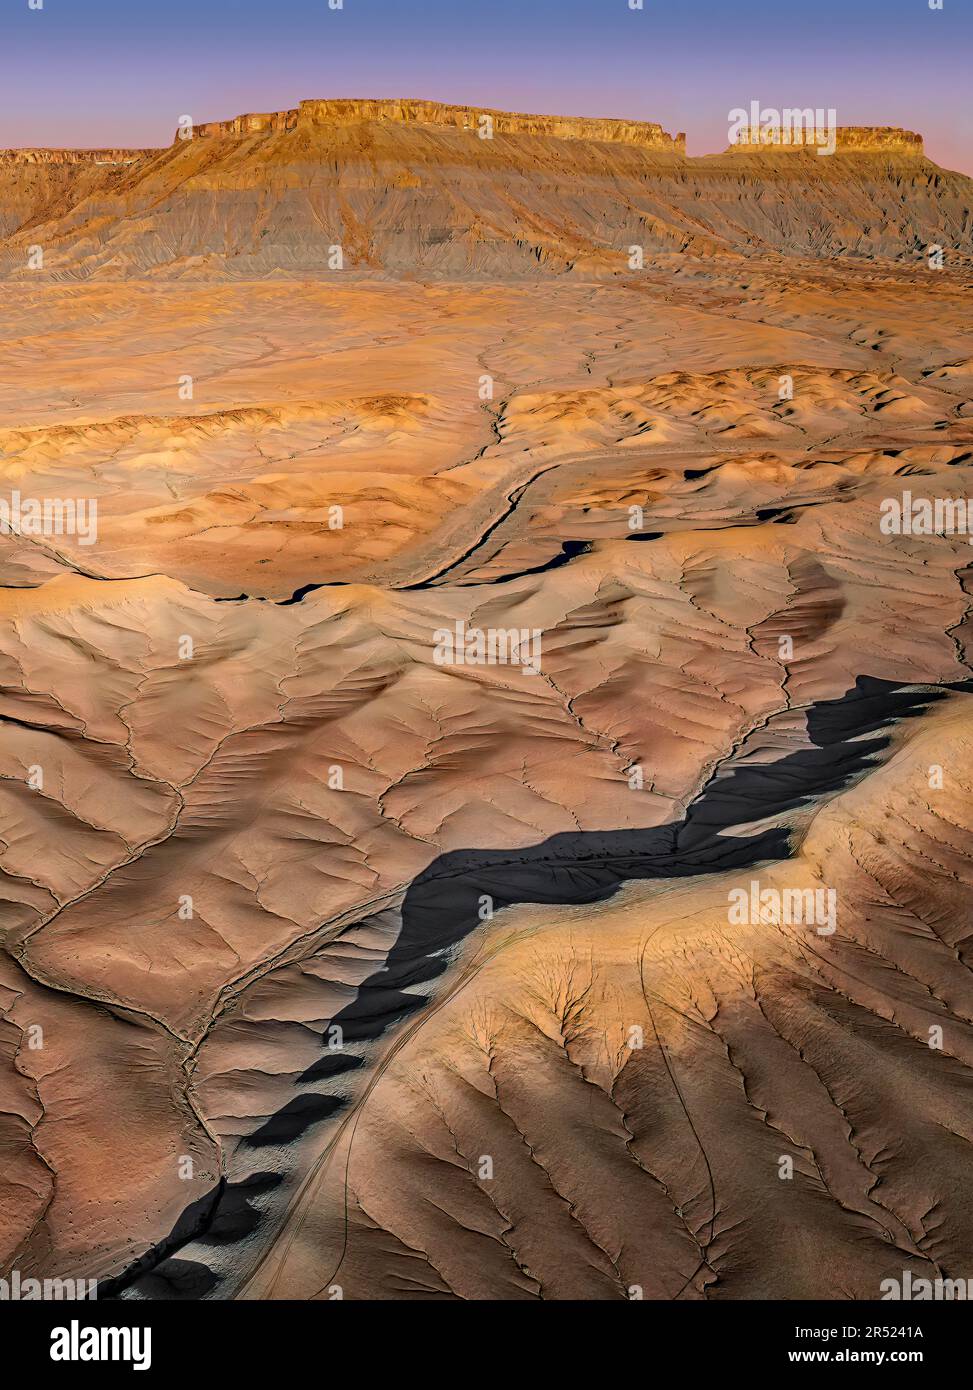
[729,125,925,153]
[188,99,686,149]
[0,103,968,279]
[0,100,972,1302]
[0,149,147,164]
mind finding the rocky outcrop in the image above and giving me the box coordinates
[0,148,146,166]
[730,125,925,154]
[185,98,686,151]
[188,110,299,140]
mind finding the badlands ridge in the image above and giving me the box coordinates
[0,100,972,1301]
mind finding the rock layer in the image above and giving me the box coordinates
[0,98,967,278]
[188,98,686,149]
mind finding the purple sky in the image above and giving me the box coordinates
[1,0,970,174]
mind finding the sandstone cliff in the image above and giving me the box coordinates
[0,101,968,278]
[0,149,146,165]
[187,98,686,150]
[730,125,925,154]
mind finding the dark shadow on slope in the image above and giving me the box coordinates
[214,581,349,606]
[458,539,593,584]
[98,1173,282,1300]
[105,674,969,1299]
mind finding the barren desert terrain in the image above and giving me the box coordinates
[1,99,973,1301]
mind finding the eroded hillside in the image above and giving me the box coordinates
[1,100,972,1302]
[0,100,970,278]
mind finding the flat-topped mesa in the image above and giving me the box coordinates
[188,111,298,140]
[0,148,147,166]
[183,98,687,151]
[729,125,924,154]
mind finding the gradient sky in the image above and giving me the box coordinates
[1,0,970,173]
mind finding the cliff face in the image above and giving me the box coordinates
[0,100,968,279]
[0,149,146,166]
[730,126,925,154]
[189,110,298,140]
[186,98,686,151]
